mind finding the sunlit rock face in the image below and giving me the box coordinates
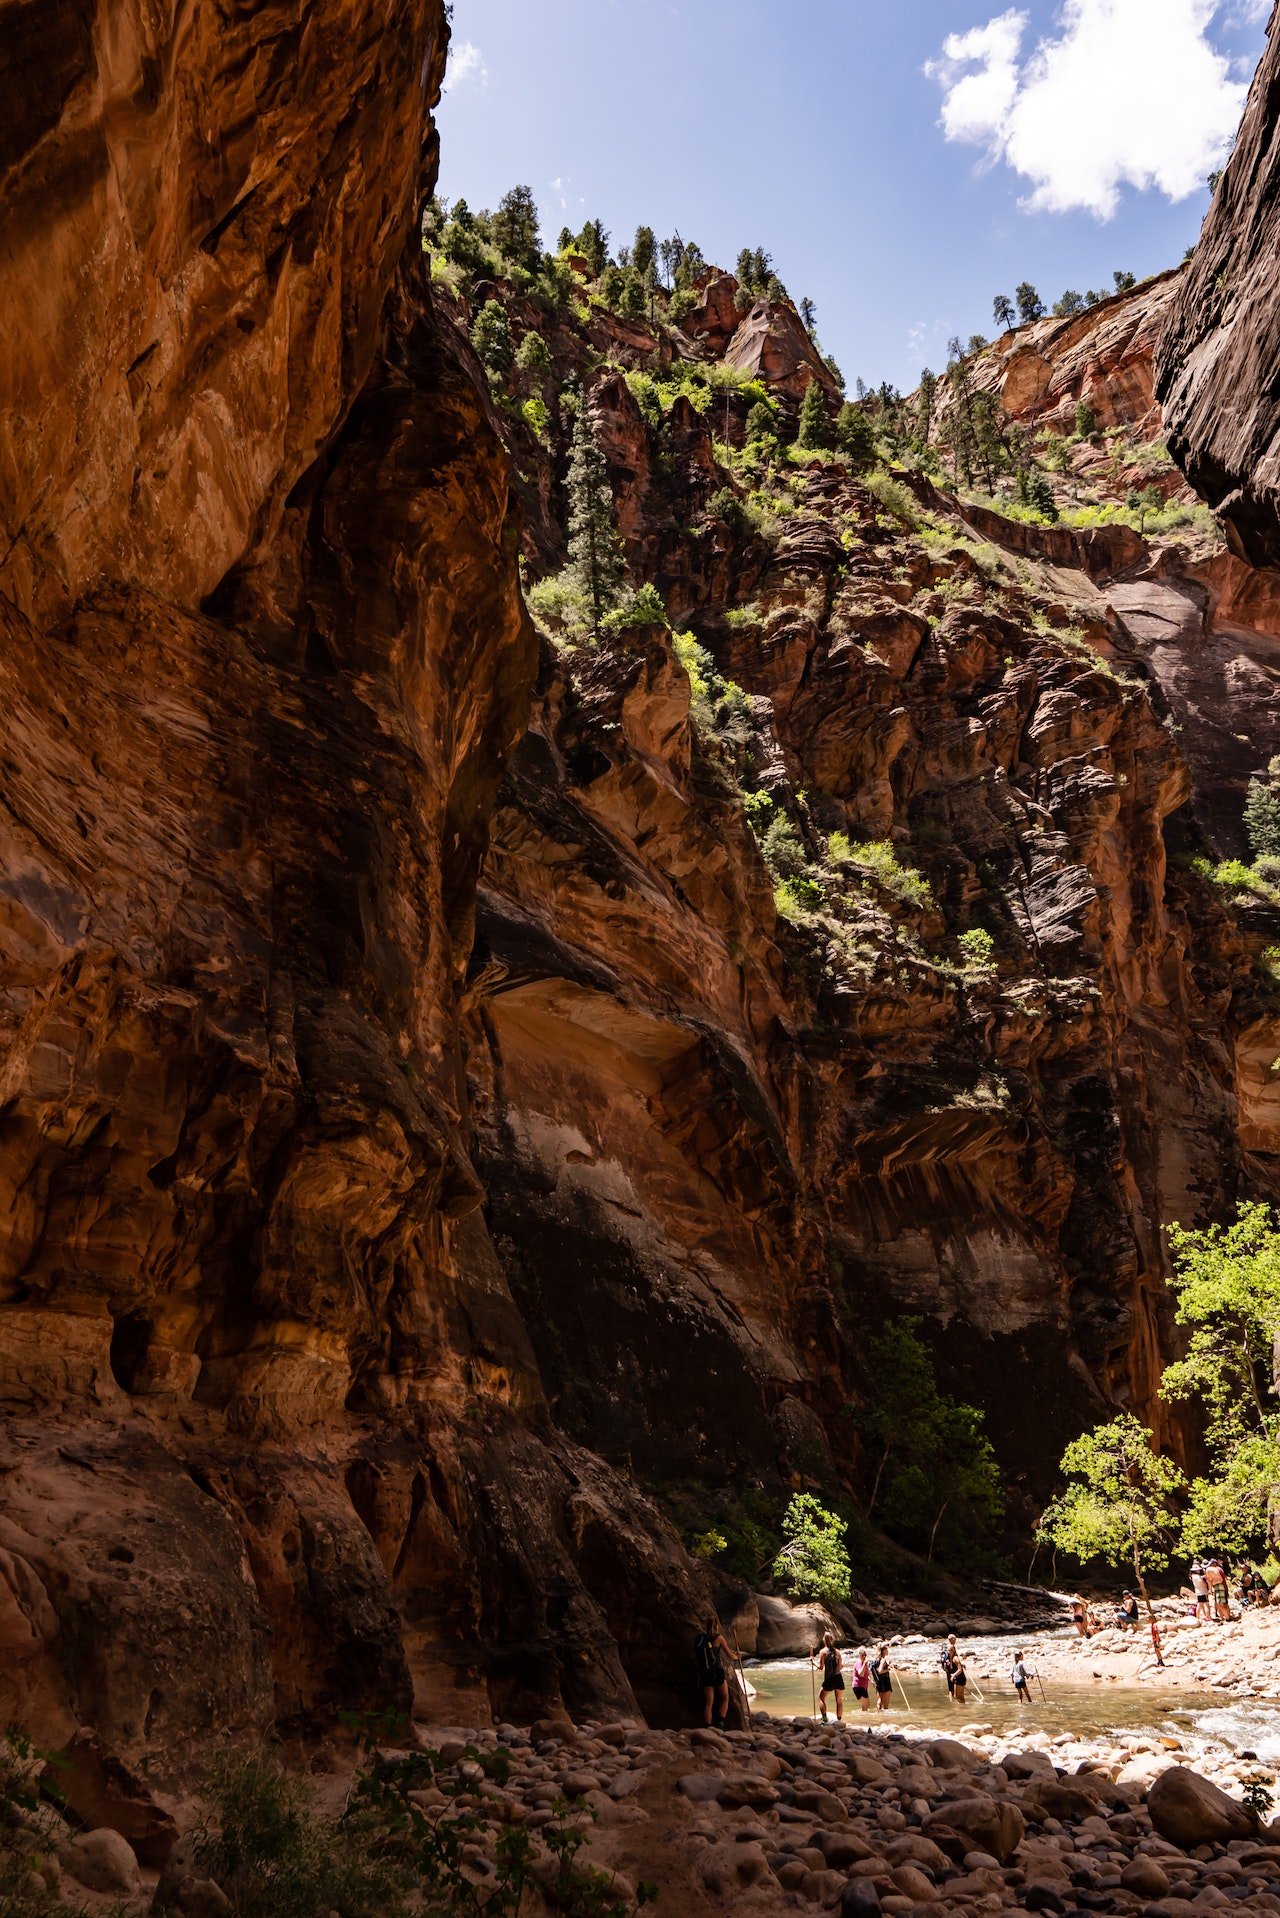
[5,0,1280,1783]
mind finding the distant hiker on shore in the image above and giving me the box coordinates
[1116,1592,1140,1630]
[871,1644,894,1711]
[1010,1651,1031,1703]
[1071,1597,1087,1635]
[1206,1558,1231,1622]
[811,1632,845,1722]
[1149,1615,1165,1668]
[849,1646,872,1711]
[950,1644,968,1706]
[940,1634,958,1695]
[694,1615,740,1729]
[1191,1561,1210,1621]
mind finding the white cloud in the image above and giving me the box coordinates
[443,41,487,93]
[927,1,1248,218]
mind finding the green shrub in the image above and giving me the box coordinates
[863,470,919,527]
[1245,775,1280,860]
[690,1529,727,1561]
[958,927,997,969]
[837,838,932,909]
[470,300,512,385]
[600,582,667,636]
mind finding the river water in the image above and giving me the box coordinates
[745,1650,1280,1762]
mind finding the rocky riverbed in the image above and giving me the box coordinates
[23,1699,1280,1918]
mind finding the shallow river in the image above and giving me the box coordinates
[744,1652,1280,1762]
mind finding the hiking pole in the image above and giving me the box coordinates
[732,1629,752,1729]
[893,1665,914,1713]
[810,1650,818,1721]
[1035,1669,1048,1703]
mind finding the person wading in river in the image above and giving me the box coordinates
[940,1634,958,1697]
[812,1632,845,1722]
[849,1646,872,1712]
[694,1615,740,1729]
[1010,1650,1031,1704]
[871,1644,894,1711]
[950,1645,968,1706]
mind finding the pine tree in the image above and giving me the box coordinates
[836,402,876,467]
[471,300,512,385]
[566,397,624,631]
[577,219,610,279]
[916,368,938,443]
[491,185,541,270]
[1245,776,1280,860]
[1015,282,1045,323]
[796,379,833,451]
[632,226,656,279]
[620,269,646,321]
[993,294,1015,331]
[800,296,817,334]
[557,225,575,254]
[744,400,777,444]
[514,329,552,391]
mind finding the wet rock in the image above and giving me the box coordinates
[924,1793,1025,1863]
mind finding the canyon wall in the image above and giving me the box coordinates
[3,0,1280,1812]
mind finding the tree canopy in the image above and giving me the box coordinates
[1039,1413,1185,1611]
[772,1495,852,1607]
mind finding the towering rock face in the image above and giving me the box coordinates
[4,0,1280,1793]
[0,0,714,1772]
[1156,16,1280,568]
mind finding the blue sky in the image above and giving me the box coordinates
[436,1,1269,393]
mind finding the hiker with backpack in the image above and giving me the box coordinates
[694,1615,741,1728]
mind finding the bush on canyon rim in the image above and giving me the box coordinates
[772,1494,852,1606]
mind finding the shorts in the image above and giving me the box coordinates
[874,1677,893,1694]
[853,1686,868,1699]
[700,1667,724,1686]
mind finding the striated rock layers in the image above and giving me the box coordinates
[0,0,718,1787]
[1157,12,1280,569]
[4,0,1280,1809]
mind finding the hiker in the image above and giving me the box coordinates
[849,1646,872,1712]
[811,1631,845,1722]
[871,1643,895,1711]
[950,1644,968,1706]
[1010,1650,1031,1704]
[1206,1558,1231,1622]
[1191,1560,1210,1621]
[1149,1615,1165,1668]
[1116,1592,1140,1630]
[1071,1597,1088,1635]
[694,1615,740,1729]
[939,1634,958,1696]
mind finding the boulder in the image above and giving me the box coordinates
[1002,1750,1057,1782]
[753,1593,843,1656]
[677,1774,725,1802]
[700,1840,772,1895]
[820,1834,878,1867]
[841,1882,882,1918]
[891,1864,937,1902]
[717,1775,778,1810]
[847,1753,893,1786]
[61,1828,140,1896]
[51,1728,179,1867]
[884,1835,950,1873]
[1147,1767,1257,1848]
[924,1794,1025,1864]
[1121,1858,1172,1898]
[924,1739,985,1773]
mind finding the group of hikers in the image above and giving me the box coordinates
[1189,1557,1270,1620]
[694,1617,1039,1728]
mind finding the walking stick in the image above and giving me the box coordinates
[810,1649,818,1721]
[893,1665,915,1713]
[968,1673,987,1703]
[1035,1670,1048,1703]
[732,1629,752,1729]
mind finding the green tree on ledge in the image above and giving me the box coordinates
[566,395,624,632]
[796,379,833,451]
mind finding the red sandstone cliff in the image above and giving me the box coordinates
[4,0,1280,1816]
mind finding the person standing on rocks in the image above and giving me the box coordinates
[694,1615,740,1729]
[849,1646,872,1711]
[871,1643,895,1711]
[1191,1560,1210,1621]
[812,1631,845,1722]
[1010,1650,1031,1703]
[1206,1558,1230,1622]
[1071,1596,1088,1635]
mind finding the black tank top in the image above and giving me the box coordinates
[823,1649,839,1685]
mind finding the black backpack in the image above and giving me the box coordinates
[694,1631,719,1678]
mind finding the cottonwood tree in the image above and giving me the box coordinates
[772,1495,852,1607]
[1162,1203,1280,1553]
[1039,1415,1185,1632]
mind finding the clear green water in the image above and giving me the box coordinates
[746,1661,1228,1745]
